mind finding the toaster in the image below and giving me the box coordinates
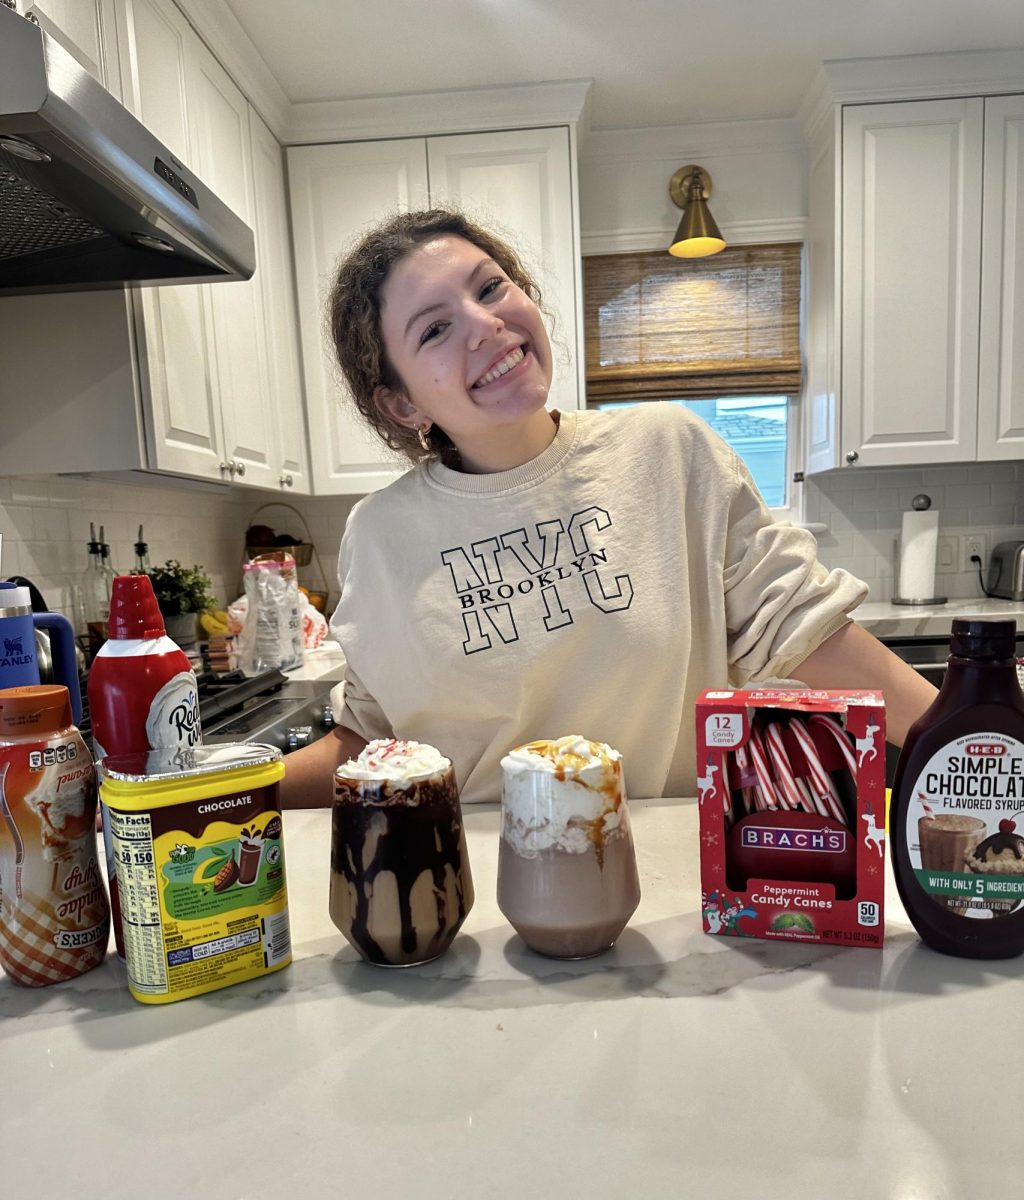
[987,540,1024,601]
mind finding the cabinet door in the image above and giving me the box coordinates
[842,99,983,466]
[185,38,277,490]
[288,139,430,495]
[21,0,118,90]
[250,108,312,494]
[427,127,581,414]
[978,94,1024,460]
[117,0,224,481]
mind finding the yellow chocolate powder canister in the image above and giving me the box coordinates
[98,743,290,1004]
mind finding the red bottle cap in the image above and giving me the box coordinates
[108,574,166,639]
[0,684,73,737]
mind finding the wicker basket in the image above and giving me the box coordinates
[246,542,313,567]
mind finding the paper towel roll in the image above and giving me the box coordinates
[898,509,939,601]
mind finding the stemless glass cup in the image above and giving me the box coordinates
[330,759,474,967]
[496,739,641,959]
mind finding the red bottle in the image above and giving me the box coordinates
[0,685,110,985]
[88,576,202,956]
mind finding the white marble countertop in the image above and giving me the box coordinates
[2,800,1019,1198]
[281,640,346,682]
[854,596,1024,637]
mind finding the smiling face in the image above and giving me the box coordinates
[375,235,555,471]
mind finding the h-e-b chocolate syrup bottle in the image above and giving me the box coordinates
[891,618,1024,959]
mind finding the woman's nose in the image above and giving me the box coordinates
[466,301,503,348]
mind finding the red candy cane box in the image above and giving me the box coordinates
[696,689,887,948]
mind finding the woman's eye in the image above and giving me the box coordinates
[419,320,447,345]
[480,276,507,300]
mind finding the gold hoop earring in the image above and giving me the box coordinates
[417,424,431,452]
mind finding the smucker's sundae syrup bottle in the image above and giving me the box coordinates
[88,575,202,957]
[891,619,1024,959]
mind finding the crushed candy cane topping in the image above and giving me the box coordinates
[339,738,450,782]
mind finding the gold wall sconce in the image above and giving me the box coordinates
[668,164,726,258]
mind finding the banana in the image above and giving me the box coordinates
[200,610,230,637]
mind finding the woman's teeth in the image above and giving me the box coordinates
[473,346,525,388]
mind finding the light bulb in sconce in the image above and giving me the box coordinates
[668,164,726,258]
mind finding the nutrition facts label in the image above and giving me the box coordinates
[109,809,167,994]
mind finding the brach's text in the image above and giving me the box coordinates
[697,689,887,948]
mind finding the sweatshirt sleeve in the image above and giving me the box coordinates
[723,452,868,685]
[327,506,396,744]
[328,661,394,745]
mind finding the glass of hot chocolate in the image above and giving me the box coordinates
[330,740,474,967]
[497,735,641,959]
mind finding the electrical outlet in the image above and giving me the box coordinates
[962,534,988,573]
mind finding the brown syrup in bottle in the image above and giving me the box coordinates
[891,618,1024,958]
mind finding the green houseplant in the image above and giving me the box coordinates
[146,560,215,648]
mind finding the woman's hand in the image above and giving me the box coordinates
[278,725,369,809]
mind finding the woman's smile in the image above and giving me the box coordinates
[471,344,527,390]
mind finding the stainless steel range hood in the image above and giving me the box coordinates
[0,5,255,295]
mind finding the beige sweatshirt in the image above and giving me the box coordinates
[329,405,867,802]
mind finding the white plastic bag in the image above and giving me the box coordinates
[236,554,304,675]
[300,594,329,649]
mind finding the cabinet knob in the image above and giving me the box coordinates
[279,473,293,488]
[232,460,246,477]
[845,450,859,464]
[219,461,232,475]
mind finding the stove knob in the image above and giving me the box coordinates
[320,704,336,731]
[285,725,314,752]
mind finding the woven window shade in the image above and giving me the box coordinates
[584,243,802,401]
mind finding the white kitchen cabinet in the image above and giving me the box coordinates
[804,89,1024,472]
[17,0,120,92]
[289,127,581,495]
[183,33,279,489]
[249,107,311,493]
[841,98,983,467]
[115,0,302,490]
[289,139,429,496]
[977,93,1024,460]
[117,0,226,481]
[0,0,309,491]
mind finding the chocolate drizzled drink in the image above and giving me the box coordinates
[918,814,985,914]
[497,735,640,959]
[330,740,473,967]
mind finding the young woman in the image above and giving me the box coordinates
[281,209,936,807]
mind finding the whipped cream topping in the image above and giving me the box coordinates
[338,739,450,784]
[500,735,626,857]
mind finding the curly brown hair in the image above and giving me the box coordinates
[325,209,544,464]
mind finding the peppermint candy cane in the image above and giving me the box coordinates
[788,718,848,824]
[763,721,804,812]
[733,741,754,815]
[747,722,780,811]
[808,713,858,778]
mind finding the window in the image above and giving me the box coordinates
[583,244,802,512]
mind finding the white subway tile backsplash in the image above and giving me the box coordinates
[806,459,1024,602]
[970,505,1017,526]
[946,483,992,507]
[853,487,900,511]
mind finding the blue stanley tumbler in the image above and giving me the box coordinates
[0,582,82,723]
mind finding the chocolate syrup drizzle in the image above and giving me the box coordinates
[331,777,471,965]
[973,831,1024,862]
